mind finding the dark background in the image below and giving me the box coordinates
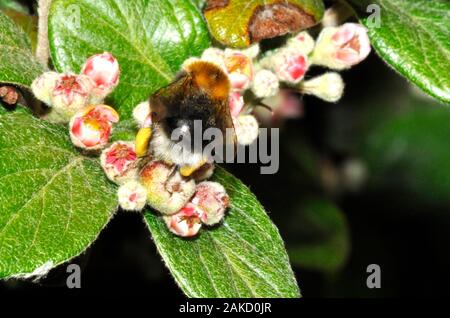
[1,0,449,298]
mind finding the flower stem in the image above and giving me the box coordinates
[36,0,52,66]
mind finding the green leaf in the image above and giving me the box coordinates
[144,166,300,298]
[2,10,38,52]
[204,0,324,48]
[48,0,211,119]
[190,0,206,9]
[110,118,138,142]
[361,105,450,205]
[288,198,350,273]
[348,0,450,104]
[0,10,45,88]
[0,0,29,14]
[0,111,117,279]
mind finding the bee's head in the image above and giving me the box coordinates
[148,94,168,123]
[184,60,230,101]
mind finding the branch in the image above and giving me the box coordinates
[36,0,53,67]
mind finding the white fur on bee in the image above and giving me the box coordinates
[150,123,207,167]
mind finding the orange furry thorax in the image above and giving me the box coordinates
[185,60,230,101]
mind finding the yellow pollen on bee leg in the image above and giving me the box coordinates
[179,160,207,177]
[135,127,152,157]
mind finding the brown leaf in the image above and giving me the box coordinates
[204,0,325,48]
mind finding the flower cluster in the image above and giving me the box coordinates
[109,155,229,237]
[28,22,371,239]
[32,53,121,149]
[197,23,371,129]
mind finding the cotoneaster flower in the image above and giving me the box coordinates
[192,181,229,226]
[69,104,119,150]
[140,161,196,215]
[118,180,147,212]
[81,52,120,104]
[224,49,254,91]
[229,91,245,117]
[101,141,139,184]
[312,23,371,70]
[164,203,204,237]
[51,73,93,118]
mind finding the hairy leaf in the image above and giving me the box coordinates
[204,0,324,48]
[348,0,450,104]
[0,0,29,14]
[48,0,211,119]
[110,118,138,142]
[0,11,44,88]
[145,166,300,298]
[0,110,117,279]
[2,9,38,52]
[190,0,206,9]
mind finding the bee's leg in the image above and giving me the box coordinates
[179,160,207,178]
[167,164,177,180]
[164,164,178,191]
[135,127,153,157]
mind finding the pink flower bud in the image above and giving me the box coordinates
[224,50,254,91]
[140,161,196,215]
[312,23,371,70]
[233,115,259,146]
[254,90,303,126]
[118,180,147,212]
[51,73,93,120]
[300,72,345,103]
[271,48,309,84]
[69,105,119,150]
[229,91,244,117]
[100,141,139,184]
[251,69,280,98]
[192,182,229,226]
[81,52,120,103]
[31,71,59,105]
[287,31,315,55]
[163,203,203,237]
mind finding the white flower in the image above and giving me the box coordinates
[118,180,147,212]
[251,69,280,98]
[300,72,345,103]
[234,115,259,146]
[31,71,59,105]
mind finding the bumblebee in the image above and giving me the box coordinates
[135,59,235,177]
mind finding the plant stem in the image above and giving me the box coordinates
[36,0,52,67]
